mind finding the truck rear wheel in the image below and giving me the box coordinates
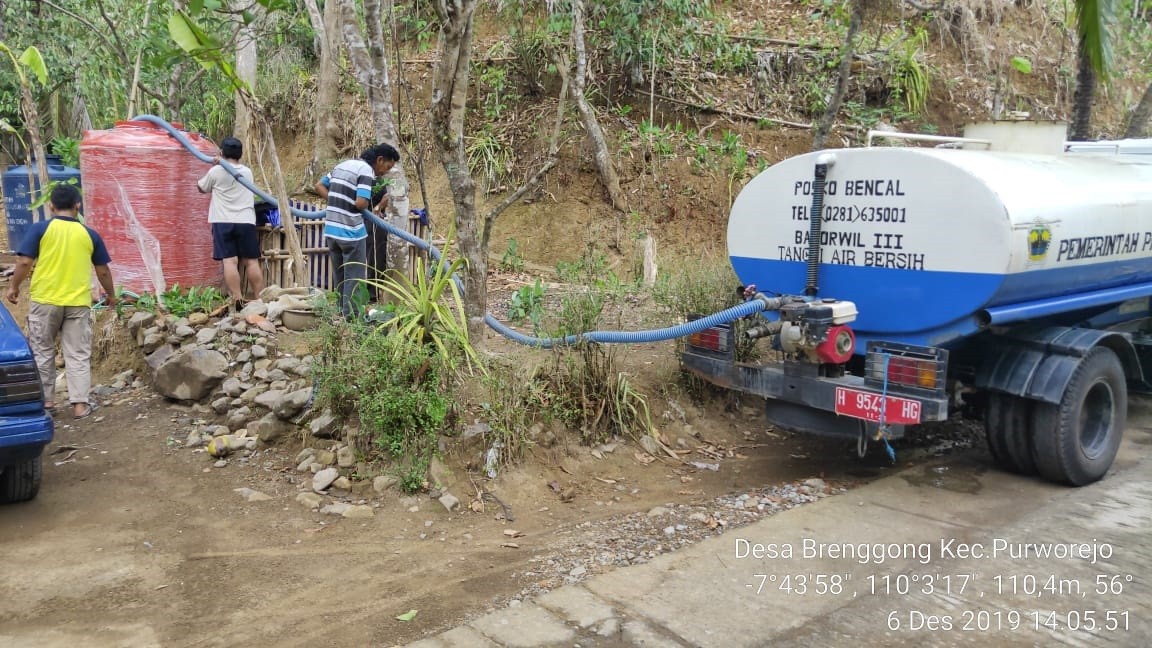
[1030,347,1126,486]
[984,393,1037,475]
[0,455,43,504]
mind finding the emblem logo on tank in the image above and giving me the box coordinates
[1027,225,1052,261]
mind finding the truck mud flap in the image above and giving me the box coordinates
[765,400,905,440]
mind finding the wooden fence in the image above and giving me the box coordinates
[257,200,429,291]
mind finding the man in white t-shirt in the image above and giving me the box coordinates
[197,137,265,308]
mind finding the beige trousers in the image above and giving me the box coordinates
[27,302,93,406]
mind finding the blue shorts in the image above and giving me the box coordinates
[211,223,261,260]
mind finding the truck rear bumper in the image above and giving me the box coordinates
[0,413,54,463]
[683,349,950,438]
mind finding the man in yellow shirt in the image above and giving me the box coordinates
[5,184,116,419]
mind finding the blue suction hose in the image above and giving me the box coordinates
[132,114,768,346]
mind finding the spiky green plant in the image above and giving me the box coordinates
[362,229,482,374]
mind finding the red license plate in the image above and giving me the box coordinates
[834,387,922,425]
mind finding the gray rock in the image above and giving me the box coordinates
[646,506,669,517]
[240,301,268,317]
[273,388,312,420]
[253,368,270,382]
[373,475,397,493]
[152,348,229,401]
[336,445,356,468]
[141,332,166,355]
[251,344,268,359]
[226,406,252,430]
[569,565,587,578]
[342,505,374,519]
[320,502,350,516]
[266,369,288,383]
[259,285,284,302]
[221,377,242,398]
[274,357,301,374]
[188,312,210,326]
[269,380,288,392]
[195,327,219,344]
[185,431,207,448]
[639,435,660,455]
[295,448,315,464]
[463,421,491,439]
[174,325,196,339]
[127,311,156,337]
[803,478,826,491]
[145,343,176,371]
[254,389,286,410]
[210,397,231,415]
[312,467,339,492]
[250,412,292,443]
[214,459,228,468]
[309,410,340,438]
[439,492,460,512]
[332,476,352,491]
[235,350,252,363]
[234,487,271,502]
[239,385,264,404]
[296,458,314,472]
[429,457,455,488]
[207,425,230,437]
[296,492,323,509]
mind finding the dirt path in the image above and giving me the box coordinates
[0,362,969,648]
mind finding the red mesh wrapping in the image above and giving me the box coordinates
[80,121,220,295]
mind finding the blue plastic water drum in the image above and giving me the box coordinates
[1,155,81,252]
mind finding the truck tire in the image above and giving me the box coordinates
[984,393,1037,475]
[1030,347,1126,486]
[0,455,43,504]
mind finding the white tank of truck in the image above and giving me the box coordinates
[727,122,1152,350]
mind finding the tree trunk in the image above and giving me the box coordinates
[338,0,412,278]
[126,0,154,119]
[1069,41,1096,141]
[431,0,484,341]
[233,1,259,143]
[570,0,626,212]
[304,0,339,182]
[300,0,322,56]
[251,107,308,287]
[70,89,93,133]
[812,1,863,150]
[19,82,50,219]
[1125,79,1152,138]
[362,0,412,278]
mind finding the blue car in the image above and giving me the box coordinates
[0,302,54,504]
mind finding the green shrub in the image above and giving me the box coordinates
[313,324,451,492]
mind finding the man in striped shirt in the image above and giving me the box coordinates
[315,144,400,318]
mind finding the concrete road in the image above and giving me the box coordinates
[403,415,1152,647]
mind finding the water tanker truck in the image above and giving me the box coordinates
[682,121,1152,486]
